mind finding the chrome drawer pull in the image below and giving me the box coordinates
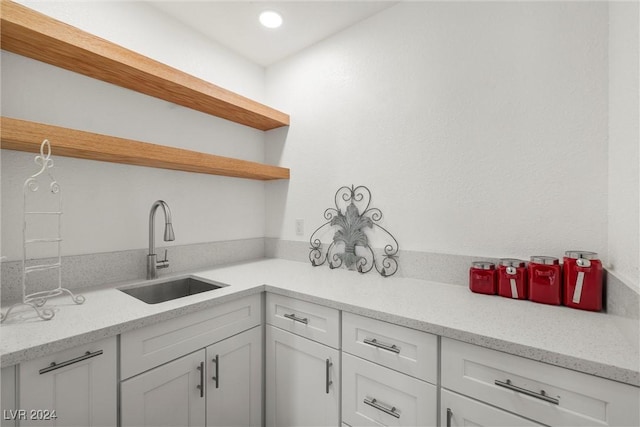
[39,350,103,374]
[284,313,308,324]
[325,359,333,394]
[494,379,559,405]
[364,397,401,419]
[212,354,219,389]
[363,338,400,354]
[196,362,204,398]
[446,408,453,427]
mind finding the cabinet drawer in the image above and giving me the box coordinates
[441,389,543,427]
[342,353,437,427]
[121,294,261,379]
[19,337,117,427]
[266,293,339,349]
[342,312,437,384]
[441,337,640,427]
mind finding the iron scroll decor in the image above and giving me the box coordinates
[309,185,399,277]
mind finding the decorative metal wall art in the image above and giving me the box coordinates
[309,185,399,277]
[1,140,85,323]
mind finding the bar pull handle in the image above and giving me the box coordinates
[39,350,103,374]
[363,338,400,354]
[196,362,204,398]
[284,313,308,324]
[494,379,559,405]
[325,359,333,394]
[211,354,219,389]
[446,408,453,427]
[363,397,401,419]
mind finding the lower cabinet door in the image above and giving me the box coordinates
[206,326,262,427]
[18,337,117,427]
[2,366,17,427]
[121,349,206,427]
[266,325,339,427]
[342,352,437,427]
[441,389,544,427]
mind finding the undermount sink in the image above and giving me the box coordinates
[118,277,226,304]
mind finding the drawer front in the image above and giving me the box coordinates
[441,337,640,427]
[121,294,261,379]
[342,312,437,384]
[441,389,544,427]
[266,293,339,348]
[19,337,117,427]
[342,353,437,427]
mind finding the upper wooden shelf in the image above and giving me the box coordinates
[1,117,290,181]
[0,0,290,131]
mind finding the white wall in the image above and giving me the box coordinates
[608,1,640,289]
[1,1,268,261]
[265,1,610,262]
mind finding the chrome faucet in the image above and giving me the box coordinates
[147,200,175,279]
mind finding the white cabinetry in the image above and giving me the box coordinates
[1,366,17,427]
[440,389,543,427]
[341,312,438,427]
[121,326,262,427]
[266,293,340,348]
[120,295,261,379]
[206,326,262,427]
[343,353,436,426]
[265,294,340,427]
[120,294,262,427]
[266,325,339,427]
[121,349,206,427]
[16,337,117,427]
[441,337,640,427]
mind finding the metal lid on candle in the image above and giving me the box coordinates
[564,250,599,260]
[498,258,525,267]
[471,261,495,270]
[530,256,559,265]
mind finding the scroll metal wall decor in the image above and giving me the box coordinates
[1,140,85,323]
[309,185,399,277]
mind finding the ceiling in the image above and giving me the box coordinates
[148,1,398,67]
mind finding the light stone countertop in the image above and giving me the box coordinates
[1,258,639,387]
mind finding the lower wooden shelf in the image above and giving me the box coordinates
[0,117,290,181]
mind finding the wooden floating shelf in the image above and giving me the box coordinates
[0,0,289,131]
[1,117,290,181]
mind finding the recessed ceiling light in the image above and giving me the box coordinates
[259,10,283,29]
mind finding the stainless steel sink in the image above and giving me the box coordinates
[119,277,226,304]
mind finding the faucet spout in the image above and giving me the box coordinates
[148,200,175,279]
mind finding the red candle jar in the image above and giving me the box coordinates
[563,251,603,311]
[497,259,528,299]
[469,261,496,295]
[528,256,562,305]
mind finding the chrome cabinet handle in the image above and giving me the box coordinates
[446,408,453,427]
[363,338,400,354]
[363,397,400,419]
[494,379,559,405]
[39,350,103,374]
[211,354,219,389]
[196,362,204,398]
[325,359,333,394]
[284,313,308,324]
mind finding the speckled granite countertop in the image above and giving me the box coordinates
[2,259,638,386]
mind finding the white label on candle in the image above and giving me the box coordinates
[572,272,585,304]
[510,278,518,299]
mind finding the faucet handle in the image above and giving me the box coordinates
[157,249,170,269]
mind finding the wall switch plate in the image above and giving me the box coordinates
[295,219,304,236]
